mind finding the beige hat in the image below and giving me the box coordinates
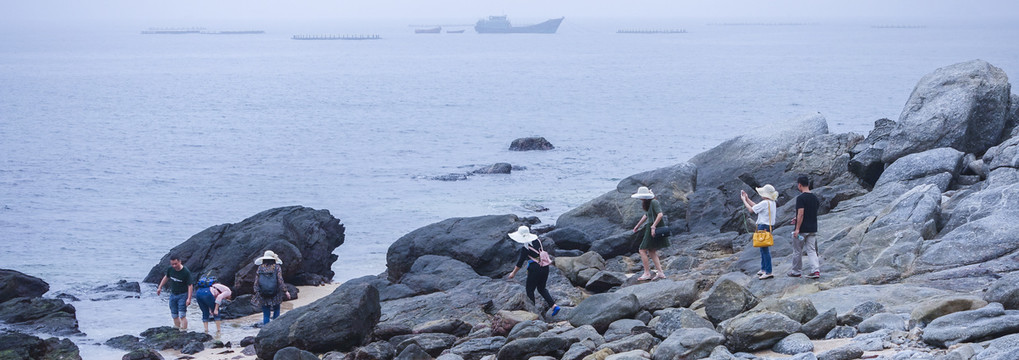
[507,226,538,243]
[756,184,779,200]
[631,186,655,199]
[254,250,283,265]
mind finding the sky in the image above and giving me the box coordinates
[2,0,1017,26]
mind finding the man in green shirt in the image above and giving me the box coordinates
[156,255,193,330]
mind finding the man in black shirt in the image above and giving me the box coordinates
[790,175,821,279]
[157,255,193,330]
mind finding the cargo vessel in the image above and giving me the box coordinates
[474,16,563,34]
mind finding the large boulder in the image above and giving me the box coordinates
[976,333,1019,360]
[555,252,606,286]
[390,333,457,357]
[378,278,524,331]
[910,296,988,327]
[752,298,819,324]
[985,273,1019,310]
[704,279,759,325]
[448,336,506,360]
[0,331,81,360]
[386,214,537,281]
[555,163,697,244]
[139,326,212,351]
[255,283,381,359]
[650,308,714,338]
[569,293,641,332]
[914,187,1019,275]
[847,118,897,187]
[614,280,697,312]
[922,303,1019,348]
[882,59,1011,163]
[801,308,837,340]
[719,311,802,352]
[0,297,80,336]
[874,147,964,192]
[651,328,724,360]
[399,255,483,295]
[496,337,569,360]
[143,206,345,293]
[0,269,49,302]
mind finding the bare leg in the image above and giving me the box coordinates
[650,250,666,278]
[638,249,651,277]
[203,321,209,333]
[172,318,181,329]
[215,320,222,333]
[180,318,188,330]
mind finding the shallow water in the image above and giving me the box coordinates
[1,17,1017,358]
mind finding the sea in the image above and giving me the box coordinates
[1,17,1017,358]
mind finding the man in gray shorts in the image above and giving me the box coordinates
[790,175,821,279]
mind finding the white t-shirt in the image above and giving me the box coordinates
[752,200,776,226]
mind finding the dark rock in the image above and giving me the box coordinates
[274,346,319,360]
[240,336,255,347]
[505,320,548,342]
[431,173,470,182]
[816,344,863,360]
[447,336,505,360]
[122,348,163,360]
[353,341,396,360]
[704,279,759,325]
[0,331,82,360]
[651,327,724,360]
[496,337,568,360]
[255,283,380,359]
[143,206,345,294]
[105,334,146,351]
[707,345,737,360]
[719,311,802,352]
[650,307,713,338]
[242,345,256,356]
[923,302,1019,348]
[976,333,1019,360]
[94,280,142,293]
[585,271,627,293]
[54,293,80,302]
[801,308,837,340]
[218,294,260,319]
[411,318,471,337]
[400,256,482,295]
[615,279,697,312]
[561,341,595,360]
[211,340,225,349]
[181,341,204,355]
[857,313,906,333]
[847,118,896,187]
[985,273,1019,310]
[568,293,641,333]
[597,332,659,354]
[390,333,456,357]
[838,300,885,326]
[882,60,1011,163]
[850,329,891,352]
[343,275,416,302]
[378,278,524,332]
[385,214,538,281]
[472,163,512,175]
[0,269,49,302]
[139,326,212,351]
[509,137,554,151]
[825,326,857,340]
[910,296,988,327]
[546,228,594,252]
[393,344,431,360]
[554,252,605,286]
[604,319,646,342]
[0,297,81,335]
[772,333,814,355]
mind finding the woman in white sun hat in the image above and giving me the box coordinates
[251,250,291,324]
[631,186,670,281]
[741,184,779,280]
[506,226,560,317]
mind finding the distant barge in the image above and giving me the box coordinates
[291,34,381,40]
[617,29,687,34]
[141,27,205,34]
[201,30,266,35]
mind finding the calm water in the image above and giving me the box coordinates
[1,17,1017,358]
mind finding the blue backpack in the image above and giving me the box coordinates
[196,275,216,288]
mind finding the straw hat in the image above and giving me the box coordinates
[756,184,779,200]
[254,250,283,265]
[507,226,538,243]
[631,186,655,199]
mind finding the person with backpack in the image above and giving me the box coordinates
[194,275,232,333]
[631,186,670,281]
[506,226,561,317]
[251,250,290,324]
[741,184,779,280]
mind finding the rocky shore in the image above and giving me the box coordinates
[3,59,1018,360]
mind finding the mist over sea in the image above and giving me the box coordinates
[1,17,1017,358]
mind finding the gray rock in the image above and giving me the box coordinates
[181,341,204,355]
[923,303,1019,348]
[719,311,802,352]
[875,148,964,192]
[825,326,857,340]
[0,297,80,336]
[554,252,606,287]
[882,60,1011,163]
[122,348,164,360]
[838,300,886,326]
[753,298,819,324]
[105,335,146,351]
[509,137,554,151]
[472,163,512,175]
[604,319,646,342]
[985,273,1019,310]
[561,340,596,360]
[801,308,837,340]
[597,333,659,354]
[546,228,596,252]
[773,333,814,355]
[542,324,604,347]
[848,118,897,187]
[816,344,863,360]
[448,336,505,360]
[431,173,470,182]
[615,280,697,312]
[910,296,988,327]
[585,271,627,293]
[390,333,456,357]
[915,201,1019,276]
[354,341,397,360]
[707,345,737,360]
[506,320,549,342]
[569,293,641,332]
[343,276,416,302]
[274,346,319,360]
[139,326,212,351]
[605,350,651,360]
[851,329,890,352]
[651,307,714,338]
[0,331,82,360]
[386,214,537,281]
[436,354,465,360]
[412,319,472,337]
[858,312,906,333]
[651,327,725,360]
[255,283,381,359]
[787,353,819,360]
[400,256,482,295]
[704,279,759,324]
[942,343,983,360]
[495,337,568,360]
[0,269,49,303]
[393,344,432,360]
[378,278,524,332]
[975,333,1019,360]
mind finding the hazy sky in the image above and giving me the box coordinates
[4,0,1017,25]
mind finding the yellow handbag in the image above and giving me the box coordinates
[752,201,774,247]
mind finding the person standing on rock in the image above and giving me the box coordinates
[251,250,291,324]
[790,175,821,279]
[156,255,193,330]
[741,184,778,280]
[631,186,670,281]
[506,226,561,317]
[194,275,232,333]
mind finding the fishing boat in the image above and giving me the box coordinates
[446,29,466,34]
[415,27,442,34]
[474,16,563,34]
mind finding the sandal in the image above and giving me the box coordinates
[637,273,653,281]
[759,273,774,280]
[652,271,667,280]
[756,270,765,276]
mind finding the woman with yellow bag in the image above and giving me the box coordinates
[741,184,778,280]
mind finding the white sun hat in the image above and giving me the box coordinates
[631,186,655,199]
[756,184,779,200]
[254,250,283,265]
[507,226,539,243]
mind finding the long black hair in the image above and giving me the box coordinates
[642,198,652,211]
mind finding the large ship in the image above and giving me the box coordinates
[474,16,564,34]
